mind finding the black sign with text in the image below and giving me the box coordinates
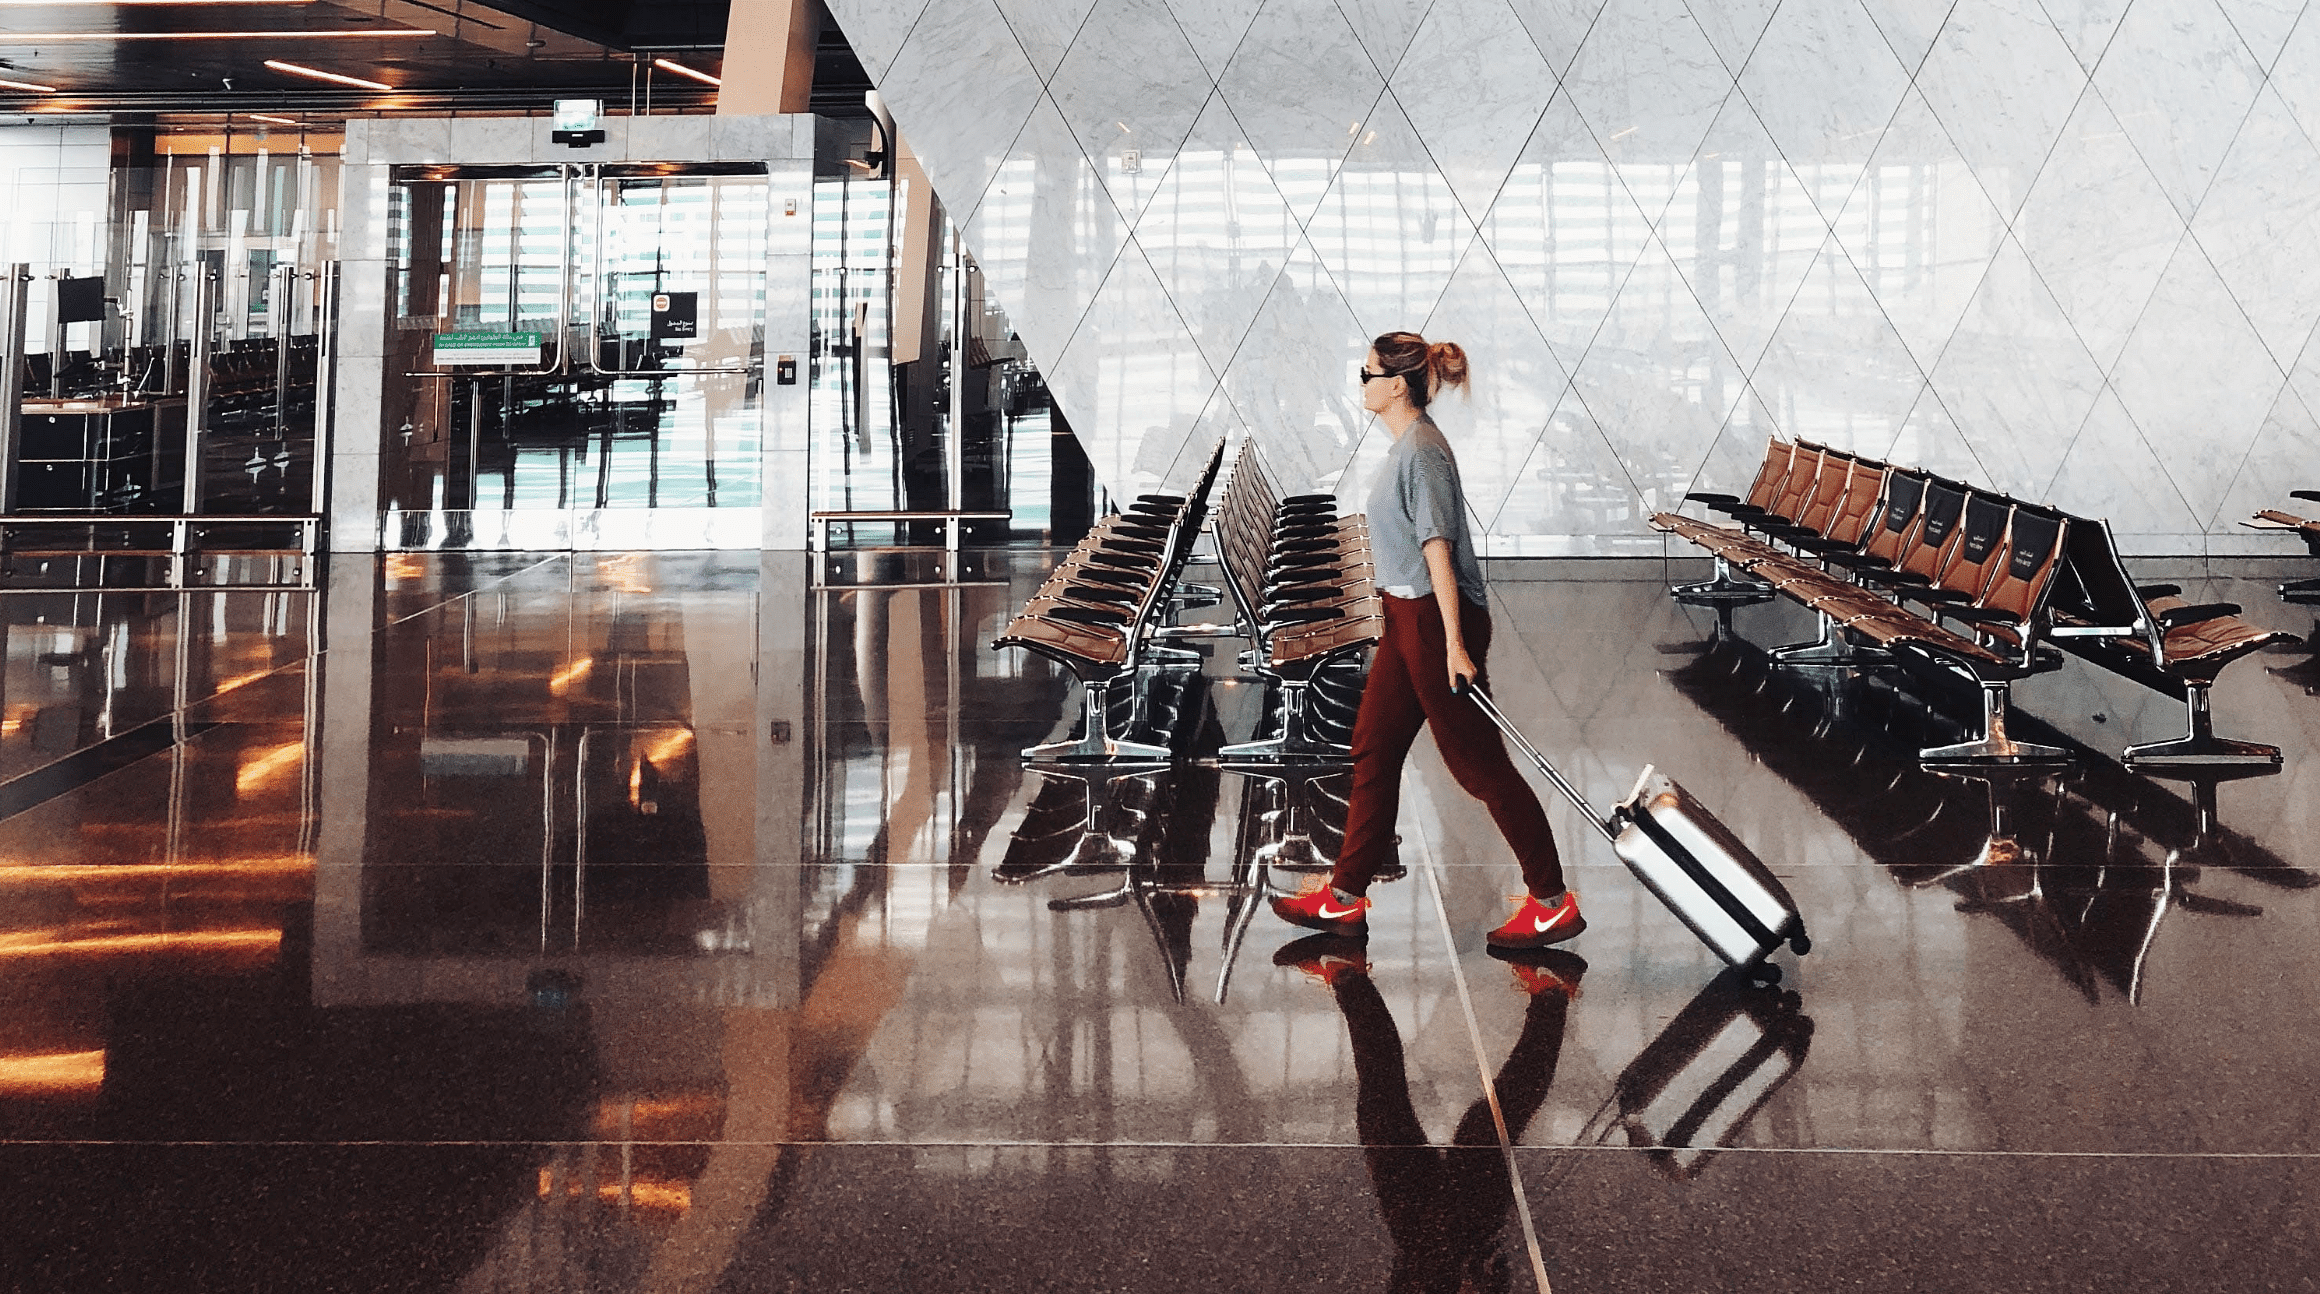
[650,291,698,340]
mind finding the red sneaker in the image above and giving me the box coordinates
[1272,934,1372,987]
[1486,891,1585,949]
[1269,879,1370,937]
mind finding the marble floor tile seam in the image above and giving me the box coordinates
[0,555,580,824]
[13,1138,2316,1162]
[1413,814,1555,1294]
[377,554,574,625]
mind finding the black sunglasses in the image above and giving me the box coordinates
[1359,367,1407,384]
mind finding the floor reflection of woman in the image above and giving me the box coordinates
[1270,331,1580,949]
[1280,937,1583,1293]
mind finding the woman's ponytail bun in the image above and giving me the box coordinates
[1371,331,1473,409]
[1427,341,1469,397]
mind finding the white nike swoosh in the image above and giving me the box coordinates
[1532,908,1571,934]
[1317,903,1361,920]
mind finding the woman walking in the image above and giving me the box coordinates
[1270,331,1581,950]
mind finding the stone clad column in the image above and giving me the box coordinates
[718,0,821,115]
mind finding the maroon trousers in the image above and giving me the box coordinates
[1333,593,1564,897]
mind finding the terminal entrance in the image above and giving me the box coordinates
[3,117,1100,564]
[380,161,773,549]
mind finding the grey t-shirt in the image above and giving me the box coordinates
[1366,416,1488,605]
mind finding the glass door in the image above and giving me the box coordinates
[381,162,771,550]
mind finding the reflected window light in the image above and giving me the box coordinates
[0,1049,105,1096]
[0,929,282,960]
[235,740,306,794]
[548,656,594,696]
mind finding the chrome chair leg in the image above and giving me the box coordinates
[1769,613,1892,668]
[2124,681,2282,767]
[1022,676,1174,762]
[1919,679,2068,764]
[1673,555,1776,605]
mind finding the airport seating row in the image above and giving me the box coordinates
[1654,439,2297,767]
[204,336,319,434]
[993,438,1228,761]
[2243,492,2320,603]
[1210,438,1383,761]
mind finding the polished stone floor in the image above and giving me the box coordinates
[1,549,2316,1292]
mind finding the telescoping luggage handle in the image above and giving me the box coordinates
[1452,681,1622,846]
[1455,681,1795,960]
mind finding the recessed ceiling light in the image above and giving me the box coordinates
[651,58,719,86]
[264,60,390,90]
[0,75,59,91]
[248,113,299,126]
[5,28,433,40]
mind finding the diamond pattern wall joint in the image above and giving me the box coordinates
[831,0,2320,556]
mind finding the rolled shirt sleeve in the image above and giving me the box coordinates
[1403,439,1464,547]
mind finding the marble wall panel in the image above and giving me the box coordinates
[1132,94,1302,374]
[1486,385,1654,554]
[1672,97,1840,374]
[2037,0,2135,71]
[994,0,1099,78]
[1747,241,1930,457]
[2215,0,2308,67]
[2274,10,2320,142]
[1218,241,1371,490]
[1044,0,1214,223]
[837,0,938,79]
[1829,87,2004,373]
[2044,388,2207,546]
[1388,0,1554,224]
[1418,243,1571,527]
[1571,236,1744,509]
[1908,0,2088,219]
[1558,0,1730,206]
[1682,0,1779,74]
[2009,87,2181,369]
[1047,239,1219,494]
[879,0,1048,227]
[1505,0,1608,77]
[2092,0,2267,221]
[2210,384,2320,551]
[1324,0,1419,78]
[1926,237,2108,499]
[832,0,2320,553]
[1303,93,1476,339]
[1167,0,1263,77]
[2289,323,2320,427]
[1858,0,1957,71]
[2189,86,2320,368]
[1482,92,1658,374]
[1735,0,1911,223]
[960,94,1130,373]
[2107,239,2288,526]
[1213,0,1384,226]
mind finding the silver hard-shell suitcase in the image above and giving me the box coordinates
[1460,684,1811,976]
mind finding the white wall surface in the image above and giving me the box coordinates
[0,120,113,322]
[831,0,2320,555]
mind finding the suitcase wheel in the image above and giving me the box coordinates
[1789,930,1812,956]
